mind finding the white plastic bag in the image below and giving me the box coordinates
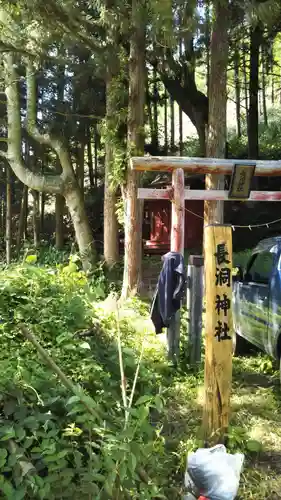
[185,445,244,500]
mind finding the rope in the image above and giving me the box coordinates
[184,207,281,230]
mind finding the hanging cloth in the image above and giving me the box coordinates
[150,251,187,334]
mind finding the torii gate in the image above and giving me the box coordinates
[131,155,281,443]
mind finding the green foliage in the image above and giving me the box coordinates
[101,54,128,188]
[227,426,263,455]
[228,107,281,160]
[0,263,168,499]
[183,137,204,157]
[115,197,125,227]
[183,107,281,161]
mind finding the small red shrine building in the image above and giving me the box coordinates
[143,199,203,254]
[142,173,204,254]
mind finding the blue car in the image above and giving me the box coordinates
[233,237,281,374]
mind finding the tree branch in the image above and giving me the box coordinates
[153,48,208,132]
[3,53,63,194]
[26,59,74,179]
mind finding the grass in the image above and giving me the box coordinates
[231,357,281,499]
[110,297,281,499]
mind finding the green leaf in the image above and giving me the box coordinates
[155,394,163,412]
[19,461,35,477]
[0,448,8,468]
[1,477,15,498]
[246,440,263,453]
[127,453,137,474]
[118,460,127,482]
[13,488,26,500]
[66,395,80,406]
[25,255,37,264]
[15,427,26,441]
[4,400,17,416]
[23,437,34,449]
[135,395,152,406]
[80,342,91,350]
[0,449,8,460]
[92,472,105,482]
[0,427,15,441]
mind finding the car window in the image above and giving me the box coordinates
[247,251,275,284]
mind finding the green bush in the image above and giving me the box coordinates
[0,261,167,499]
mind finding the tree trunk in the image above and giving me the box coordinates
[271,58,275,104]
[6,165,12,264]
[203,0,230,445]
[55,194,65,249]
[87,125,95,188]
[32,189,40,248]
[65,184,96,271]
[104,69,120,267]
[164,90,168,154]
[17,140,29,253]
[206,0,210,97]
[179,36,183,154]
[152,63,158,151]
[17,184,28,254]
[234,47,241,138]
[24,187,28,240]
[41,192,45,235]
[179,107,183,155]
[0,165,4,237]
[76,139,85,194]
[242,42,248,116]
[122,0,145,298]
[170,96,175,151]
[204,0,229,226]
[248,24,262,159]
[146,85,154,146]
[261,46,268,126]
[94,122,98,187]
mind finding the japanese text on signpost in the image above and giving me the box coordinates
[203,225,233,443]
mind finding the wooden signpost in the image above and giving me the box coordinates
[131,155,281,443]
[203,225,233,443]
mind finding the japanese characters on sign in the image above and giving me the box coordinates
[214,243,232,342]
[228,163,256,200]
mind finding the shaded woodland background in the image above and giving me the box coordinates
[0,0,281,280]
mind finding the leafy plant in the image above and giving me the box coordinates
[0,263,168,499]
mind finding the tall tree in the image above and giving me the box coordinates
[1,54,96,271]
[5,164,12,264]
[122,0,145,298]
[261,44,268,126]
[234,46,241,137]
[248,23,262,159]
[203,0,230,445]
[170,96,175,151]
[204,0,229,225]
[104,65,120,267]
[55,65,66,250]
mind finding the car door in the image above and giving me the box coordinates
[237,249,276,349]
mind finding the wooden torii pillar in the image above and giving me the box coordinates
[131,155,281,442]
